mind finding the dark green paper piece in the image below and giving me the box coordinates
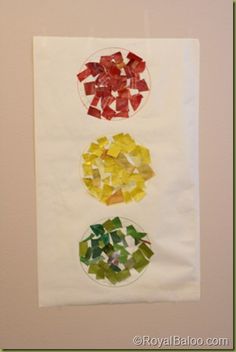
[110,264,121,272]
[102,243,114,256]
[110,230,122,244]
[91,238,100,247]
[82,233,94,242]
[90,224,105,236]
[92,246,103,259]
[101,232,110,245]
[112,216,122,229]
[91,255,105,263]
[98,260,110,271]
[126,225,146,240]
[80,256,90,266]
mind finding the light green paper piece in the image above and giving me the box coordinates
[96,268,105,280]
[139,242,154,259]
[88,263,100,274]
[85,247,92,260]
[103,219,116,232]
[92,246,102,259]
[105,269,118,284]
[79,241,88,257]
[119,254,128,264]
[134,259,149,273]
[98,260,110,271]
[113,243,130,256]
[116,269,131,282]
[132,248,150,273]
[125,257,135,269]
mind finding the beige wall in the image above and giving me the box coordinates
[0,0,233,349]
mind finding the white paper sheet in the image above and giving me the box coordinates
[34,37,200,306]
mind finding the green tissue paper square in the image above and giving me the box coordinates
[96,268,105,280]
[85,247,92,260]
[110,231,122,244]
[125,257,135,269]
[101,232,110,245]
[88,263,100,274]
[119,254,128,264]
[114,244,130,256]
[83,233,94,242]
[98,260,110,271]
[116,269,131,282]
[79,241,88,257]
[110,264,121,272]
[105,269,118,284]
[102,219,116,232]
[112,216,122,229]
[90,224,105,236]
[91,238,100,248]
[92,246,103,259]
[80,256,90,266]
[132,249,150,272]
[139,243,154,259]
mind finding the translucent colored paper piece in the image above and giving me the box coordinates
[82,133,155,205]
[79,217,154,285]
[77,49,150,120]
